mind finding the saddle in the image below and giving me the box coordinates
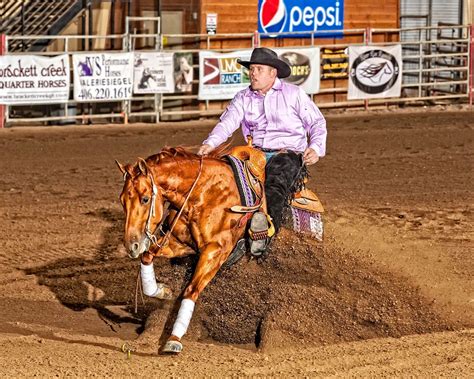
[228,138,275,239]
[229,137,267,212]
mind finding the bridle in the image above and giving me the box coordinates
[143,172,168,247]
[142,156,204,256]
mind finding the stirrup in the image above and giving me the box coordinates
[223,238,246,268]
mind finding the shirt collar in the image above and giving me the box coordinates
[245,77,283,97]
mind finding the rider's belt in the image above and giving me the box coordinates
[255,147,282,153]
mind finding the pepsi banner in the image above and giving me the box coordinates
[347,45,402,100]
[258,0,344,37]
[198,48,320,100]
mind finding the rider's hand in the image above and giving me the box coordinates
[303,147,319,165]
[197,144,214,156]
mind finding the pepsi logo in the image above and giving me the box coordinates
[259,0,287,34]
[280,51,311,85]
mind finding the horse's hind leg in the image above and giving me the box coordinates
[161,241,230,354]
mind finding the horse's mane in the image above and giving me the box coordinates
[147,143,232,165]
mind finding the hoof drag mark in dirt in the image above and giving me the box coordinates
[143,229,452,350]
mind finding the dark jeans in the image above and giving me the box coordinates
[264,151,304,232]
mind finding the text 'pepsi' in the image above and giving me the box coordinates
[258,0,344,36]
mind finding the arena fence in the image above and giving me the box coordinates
[0,21,472,126]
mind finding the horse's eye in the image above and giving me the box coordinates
[141,196,150,205]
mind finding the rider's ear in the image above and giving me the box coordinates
[137,158,148,176]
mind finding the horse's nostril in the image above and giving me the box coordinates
[131,242,140,252]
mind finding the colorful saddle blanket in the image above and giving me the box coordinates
[226,155,258,208]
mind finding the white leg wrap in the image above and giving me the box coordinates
[171,299,195,339]
[141,262,161,298]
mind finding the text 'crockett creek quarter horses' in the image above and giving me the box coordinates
[116,146,251,354]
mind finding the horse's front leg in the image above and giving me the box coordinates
[161,240,232,354]
[139,235,194,300]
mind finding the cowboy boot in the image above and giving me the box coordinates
[249,211,270,256]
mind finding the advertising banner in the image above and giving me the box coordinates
[198,50,251,100]
[133,52,174,94]
[321,47,348,79]
[198,48,320,100]
[348,45,402,100]
[258,0,344,37]
[0,54,69,104]
[173,52,194,93]
[276,47,320,94]
[73,52,133,101]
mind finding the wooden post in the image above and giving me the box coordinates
[0,34,5,129]
[253,30,260,48]
[469,25,473,106]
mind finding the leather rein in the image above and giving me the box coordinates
[144,156,204,256]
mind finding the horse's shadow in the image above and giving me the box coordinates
[24,206,196,346]
[25,207,145,334]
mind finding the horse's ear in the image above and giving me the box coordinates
[137,158,148,176]
[116,160,126,175]
[116,160,130,181]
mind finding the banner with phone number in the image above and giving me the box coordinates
[0,54,69,104]
[73,52,133,102]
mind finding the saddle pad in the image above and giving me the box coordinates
[226,155,257,207]
[290,206,323,241]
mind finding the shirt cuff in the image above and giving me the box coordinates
[202,137,219,148]
[308,143,325,158]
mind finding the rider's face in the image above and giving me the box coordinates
[249,64,277,94]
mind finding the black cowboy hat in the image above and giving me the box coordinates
[237,47,291,78]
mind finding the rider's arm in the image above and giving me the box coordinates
[202,91,245,148]
[296,87,327,158]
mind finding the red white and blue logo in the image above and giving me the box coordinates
[258,0,344,38]
[259,0,287,34]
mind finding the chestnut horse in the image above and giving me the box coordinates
[116,146,246,354]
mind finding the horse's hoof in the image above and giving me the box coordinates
[155,284,173,300]
[161,340,183,354]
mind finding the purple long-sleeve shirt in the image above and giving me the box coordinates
[203,78,327,157]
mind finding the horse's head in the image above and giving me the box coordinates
[116,158,165,259]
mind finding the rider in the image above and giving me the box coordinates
[198,47,327,255]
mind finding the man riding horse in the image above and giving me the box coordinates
[117,47,327,355]
[198,47,327,255]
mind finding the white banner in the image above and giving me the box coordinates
[173,52,194,93]
[133,52,174,94]
[0,55,69,105]
[198,50,251,100]
[198,48,320,100]
[275,47,320,94]
[73,52,133,102]
[348,45,402,100]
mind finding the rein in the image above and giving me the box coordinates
[146,156,204,256]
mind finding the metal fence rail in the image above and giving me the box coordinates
[1,22,473,126]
